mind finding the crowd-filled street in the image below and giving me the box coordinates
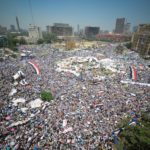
[0,43,150,150]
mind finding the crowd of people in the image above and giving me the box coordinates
[0,43,150,149]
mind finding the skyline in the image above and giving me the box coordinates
[0,0,150,31]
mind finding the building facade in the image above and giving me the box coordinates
[85,26,100,38]
[46,23,73,36]
[115,18,125,34]
[46,25,52,34]
[28,25,43,43]
[132,26,138,33]
[0,25,7,35]
[132,24,150,56]
[124,22,131,34]
[10,25,16,32]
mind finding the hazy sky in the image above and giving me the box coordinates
[0,0,150,31]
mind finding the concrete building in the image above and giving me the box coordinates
[115,18,125,34]
[0,25,7,35]
[132,26,138,33]
[132,24,150,56]
[28,25,43,43]
[85,26,100,38]
[46,25,52,34]
[124,22,131,34]
[10,25,16,32]
[77,24,80,35]
[46,23,73,36]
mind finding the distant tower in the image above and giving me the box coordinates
[16,16,20,32]
[115,18,125,34]
[124,22,131,34]
[77,24,80,35]
[10,25,16,32]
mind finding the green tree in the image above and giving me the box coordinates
[125,42,132,49]
[118,112,150,150]
[43,33,58,43]
[41,91,53,102]
[115,45,125,54]
[12,38,19,46]
[19,37,27,45]
[37,39,44,44]
[7,33,20,50]
[7,33,15,49]
[7,33,27,50]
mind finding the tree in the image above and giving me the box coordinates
[7,33,15,49]
[118,112,150,150]
[6,32,28,50]
[12,38,20,46]
[37,39,44,44]
[20,37,27,45]
[43,33,58,43]
[115,45,125,54]
[125,42,132,49]
[7,33,21,50]
[0,37,7,48]
[41,91,53,102]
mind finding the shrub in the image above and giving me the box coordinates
[41,91,53,102]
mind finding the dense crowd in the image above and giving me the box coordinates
[0,44,150,149]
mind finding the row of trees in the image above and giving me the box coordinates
[1,33,59,51]
[37,33,58,44]
[5,33,26,51]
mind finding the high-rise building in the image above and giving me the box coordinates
[28,25,43,43]
[124,23,131,34]
[137,24,150,33]
[132,24,150,56]
[132,26,138,33]
[115,18,125,34]
[16,16,20,32]
[0,25,7,35]
[85,26,100,38]
[77,24,80,35]
[46,23,73,36]
[10,25,16,32]
[46,25,52,34]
